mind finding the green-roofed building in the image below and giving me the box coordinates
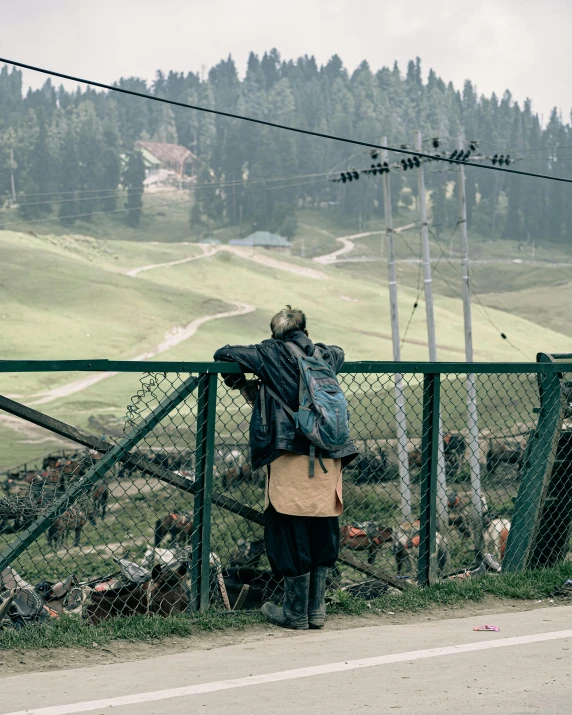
[229,231,291,252]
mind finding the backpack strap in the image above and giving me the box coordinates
[260,385,267,428]
[286,341,323,361]
[259,383,296,420]
[317,451,328,474]
[285,342,306,405]
[309,445,315,478]
[307,446,327,477]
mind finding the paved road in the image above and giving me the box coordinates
[1,606,571,715]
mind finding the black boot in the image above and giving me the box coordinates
[261,573,309,630]
[308,567,328,629]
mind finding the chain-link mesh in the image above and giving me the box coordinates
[0,373,205,625]
[1,365,572,626]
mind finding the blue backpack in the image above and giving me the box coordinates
[261,342,351,476]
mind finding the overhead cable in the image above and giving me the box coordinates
[3,57,572,185]
[0,176,325,229]
[1,171,331,210]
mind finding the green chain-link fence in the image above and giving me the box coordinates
[0,356,571,624]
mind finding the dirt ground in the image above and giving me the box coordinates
[0,597,558,678]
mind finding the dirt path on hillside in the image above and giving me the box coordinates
[126,244,218,277]
[314,224,416,265]
[222,245,326,279]
[125,243,326,281]
[27,301,255,406]
[12,231,380,411]
[313,231,383,264]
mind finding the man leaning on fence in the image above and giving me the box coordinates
[214,306,357,630]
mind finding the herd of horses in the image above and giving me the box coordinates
[218,432,527,492]
[339,496,511,575]
[0,452,109,545]
[0,433,525,627]
[0,433,522,590]
[152,485,509,588]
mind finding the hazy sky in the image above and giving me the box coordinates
[1,0,569,123]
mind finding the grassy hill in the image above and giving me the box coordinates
[0,217,570,467]
[334,230,572,340]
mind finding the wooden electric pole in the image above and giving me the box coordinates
[381,137,411,522]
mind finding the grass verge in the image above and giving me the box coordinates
[328,562,572,616]
[2,564,572,651]
[0,610,264,651]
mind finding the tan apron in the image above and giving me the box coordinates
[265,452,343,517]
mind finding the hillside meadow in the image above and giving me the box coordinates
[0,220,570,467]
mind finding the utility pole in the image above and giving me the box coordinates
[457,135,484,559]
[382,137,411,522]
[414,130,448,529]
[414,131,437,362]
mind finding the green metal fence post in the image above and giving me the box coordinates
[503,367,566,572]
[190,373,217,612]
[418,373,440,586]
[0,375,199,573]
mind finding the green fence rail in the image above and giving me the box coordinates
[0,355,571,621]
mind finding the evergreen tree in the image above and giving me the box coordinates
[18,107,55,219]
[101,103,122,212]
[75,101,104,219]
[124,150,145,227]
[0,53,570,244]
[58,119,79,226]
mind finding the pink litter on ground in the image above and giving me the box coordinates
[473,624,500,632]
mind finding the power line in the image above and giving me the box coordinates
[0,171,331,210]
[2,57,572,185]
[0,170,331,202]
[429,227,530,360]
[0,176,325,229]
[398,218,529,360]
[399,235,424,351]
[470,287,530,361]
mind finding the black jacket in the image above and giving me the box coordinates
[213,331,358,471]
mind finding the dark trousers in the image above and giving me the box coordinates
[264,502,339,578]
